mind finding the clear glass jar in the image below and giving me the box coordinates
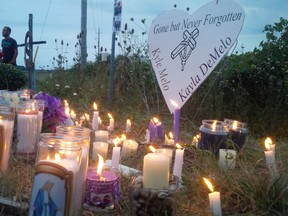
[0,104,15,173]
[198,120,229,154]
[224,118,248,150]
[130,173,179,216]
[16,100,39,157]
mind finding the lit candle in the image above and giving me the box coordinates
[0,106,15,173]
[126,119,131,133]
[172,143,184,180]
[107,113,114,132]
[16,104,39,156]
[170,99,180,143]
[92,102,99,131]
[65,106,74,126]
[203,177,222,216]
[264,139,275,165]
[165,132,175,145]
[149,119,155,141]
[95,130,109,142]
[218,149,237,172]
[92,141,109,162]
[224,119,247,150]
[70,109,76,119]
[265,137,275,156]
[84,155,120,209]
[153,117,164,140]
[121,139,138,158]
[143,146,169,189]
[111,139,121,169]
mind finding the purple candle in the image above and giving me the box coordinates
[173,108,180,143]
[84,166,120,209]
[149,119,155,141]
[155,122,164,139]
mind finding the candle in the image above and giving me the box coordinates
[16,103,39,156]
[265,137,275,156]
[156,148,173,165]
[154,118,164,140]
[111,139,121,169]
[95,130,109,142]
[165,132,175,145]
[121,139,138,158]
[126,119,131,133]
[170,100,180,143]
[64,106,74,126]
[107,113,114,132]
[84,161,120,209]
[264,140,275,165]
[172,144,184,180]
[203,178,222,216]
[218,149,237,172]
[224,119,247,150]
[143,152,169,189]
[92,141,109,162]
[0,105,15,173]
[92,102,99,131]
[149,119,155,141]
[70,109,76,119]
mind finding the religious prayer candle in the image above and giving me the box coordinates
[143,152,169,190]
[172,144,184,180]
[203,178,222,216]
[111,139,121,169]
[0,105,15,173]
[92,102,99,130]
[121,139,138,158]
[92,141,109,162]
[95,130,109,142]
[16,101,39,156]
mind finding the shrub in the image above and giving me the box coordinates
[0,63,27,91]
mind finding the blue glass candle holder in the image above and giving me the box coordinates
[224,119,248,150]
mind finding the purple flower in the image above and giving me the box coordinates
[34,92,67,132]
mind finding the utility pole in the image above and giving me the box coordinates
[81,0,87,67]
[98,28,100,57]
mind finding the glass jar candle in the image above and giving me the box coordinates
[224,119,248,150]
[16,100,39,157]
[0,104,15,173]
[198,120,229,154]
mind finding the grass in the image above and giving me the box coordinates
[0,116,287,215]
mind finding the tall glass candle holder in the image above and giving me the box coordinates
[0,104,15,173]
[84,165,120,210]
[224,119,248,150]
[56,125,91,209]
[198,120,229,155]
[130,173,179,216]
[34,133,82,216]
[16,101,39,158]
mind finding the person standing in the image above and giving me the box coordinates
[1,26,18,66]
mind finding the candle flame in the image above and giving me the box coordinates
[121,134,127,141]
[176,143,182,149]
[169,132,173,139]
[127,119,131,125]
[265,137,271,151]
[70,110,76,118]
[152,117,159,124]
[108,113,113,119]
[203,177,214,192]
[170,99,179,108]
[55,153,61,163]
[113,138,119,147]
[46,154,50,160]
[232,121,238,130]
[64,100,69,107]
[97,154,104,175]
[212,121,217,131]
[93,102,98,110]
[65,107,70,115]
[85,113,90,121]
[149,145,157,153]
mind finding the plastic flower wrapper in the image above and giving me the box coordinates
[33,92,67,133]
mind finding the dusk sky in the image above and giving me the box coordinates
[1,0,287,69]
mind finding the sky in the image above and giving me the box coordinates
[1,0,287,69]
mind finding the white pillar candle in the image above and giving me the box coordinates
[156,148,173,165]
[209,191,222,216]
[107,113,114,132]
[0,119,14,173]
[92,142,109,162]
[121,139,138,158]
[92,102,99,131]
[264,150,275,165]
[126,119,131,132]
[111,145,121,169]
[218,149,237,172]
[95,130,109,142]
[143,153,169,190]
[172,148,184,180]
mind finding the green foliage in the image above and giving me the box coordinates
[0,63,27,90]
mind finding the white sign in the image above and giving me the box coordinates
[148,0,245,113]
[113,0,122,32]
